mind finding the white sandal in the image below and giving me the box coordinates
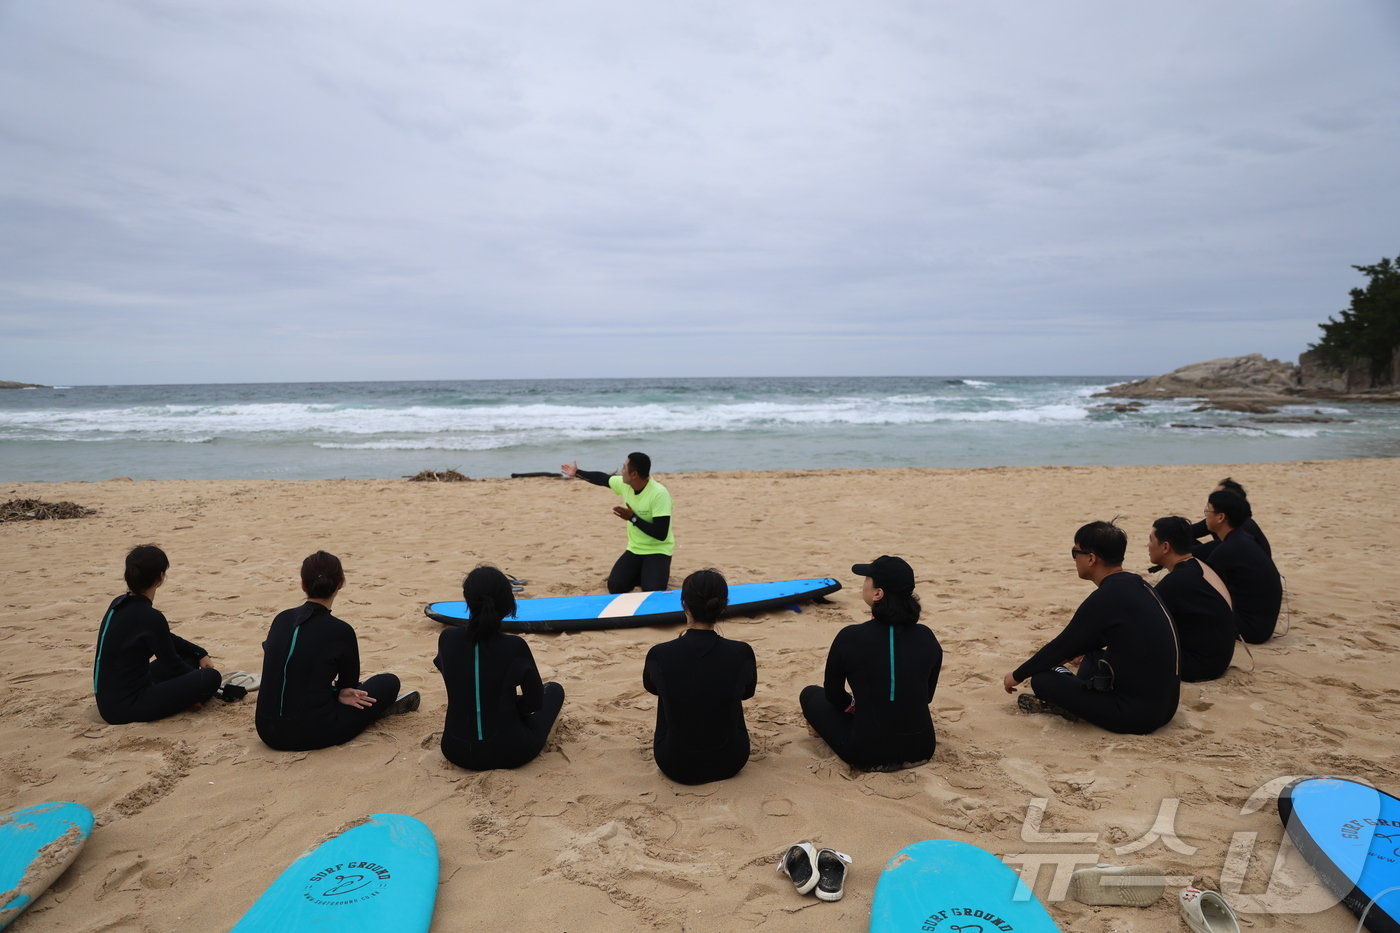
[1068,864,1164,906]
[815,848,852,902]
[777,842,818,895]
[221,670,261,691]
[1180,886,1240,933]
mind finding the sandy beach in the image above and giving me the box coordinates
[4,458,1399,932]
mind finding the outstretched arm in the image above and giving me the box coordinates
[561,461,610,486]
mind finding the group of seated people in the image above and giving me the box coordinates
[1003,477,1283,734]
[90,476,1280,782]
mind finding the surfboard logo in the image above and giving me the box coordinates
[301,859,392,906]
[918,907,1015,931]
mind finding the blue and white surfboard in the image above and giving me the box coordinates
[0,801,94,931]
[425,577,840,633]
[230,813,438,932]
[870,839,1063,933]
[1280,776,1400,933]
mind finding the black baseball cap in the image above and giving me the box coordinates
[851,555,915,595]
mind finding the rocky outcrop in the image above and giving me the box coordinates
[1099,354,1298,402]
[1298,347,1400,394]
[0,380,49,389]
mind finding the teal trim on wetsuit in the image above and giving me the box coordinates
[278,625,301,717]
[888,628,896,701]
[93,603,118,693]
[473,643,484,740]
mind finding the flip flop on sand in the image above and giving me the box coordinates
[814,848,852,902]
[1179,886,1240,933]
[221,671,261,692]
[776,842,818,895]
[1068,864,1165,907]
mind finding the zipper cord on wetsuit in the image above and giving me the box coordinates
[474,642,484,740]
[93,605,117,694]
[278,626,301,717]
[1356,886,1400,933]
[1141,576,1181,678]
[888,627,896,701]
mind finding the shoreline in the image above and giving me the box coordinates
[5,459,1400,931]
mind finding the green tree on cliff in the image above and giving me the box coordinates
[1310,254,1400,381]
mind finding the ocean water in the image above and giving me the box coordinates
[2,376,1399,482]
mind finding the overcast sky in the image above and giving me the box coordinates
[2,1,1398,385]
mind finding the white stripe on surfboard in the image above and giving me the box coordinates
[598,592,652,618]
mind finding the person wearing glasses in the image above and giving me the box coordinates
[1200,490,1282,643]
[1002,521,1180,734]
[1186,477,1270,563]
[1148,516,1237,682]
[800,556,943,771]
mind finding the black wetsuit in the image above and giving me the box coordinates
[1189,517,1270,562]
[435,627,564,771]
[255,602,400,751]
[1155,558,1237,682]
[1203,531,1282,644]
[1013,572,1180,734]
[800,620,942,770]
[93,594,221,724]
[643,628,756,785]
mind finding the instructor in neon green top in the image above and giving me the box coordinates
[561,451,675,593]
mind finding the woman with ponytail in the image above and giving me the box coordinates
[256,551,418,751]
[642,568,757,784]
[435,565,565,770]
[93,544,223,723]
[799,556,942,771]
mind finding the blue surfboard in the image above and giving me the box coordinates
[1,801,94,930]
[870,839,1062,933]
[425,577,840,633]
[231,813,437,932]
[1279,776,1400,933]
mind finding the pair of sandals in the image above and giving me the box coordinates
[777,842,851,902]
[1070,865,1238,932]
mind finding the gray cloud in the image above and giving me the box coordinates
[1,0,1397,384]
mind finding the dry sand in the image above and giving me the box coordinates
[3,459,1399,932]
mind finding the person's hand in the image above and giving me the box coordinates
[560,461,579,478]
[338,688,376,709]
[612,505,635,521]
[198,655,215,669]
[1002,671,1021,694]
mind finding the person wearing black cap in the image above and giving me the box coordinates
[799,556,942,771]
[1002,521,1180,734]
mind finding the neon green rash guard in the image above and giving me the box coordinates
[609,475,675,556]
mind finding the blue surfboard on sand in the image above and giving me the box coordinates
[231,813,437,932]
[1279,776,1400,933]
[870,839,1062,933]
[425,577,840,633]
[0,801,94,930]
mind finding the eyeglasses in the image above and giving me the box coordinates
[1203,507,1218,515]
[1071,548,1094,559]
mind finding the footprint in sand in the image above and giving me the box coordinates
[760,797,793,817]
